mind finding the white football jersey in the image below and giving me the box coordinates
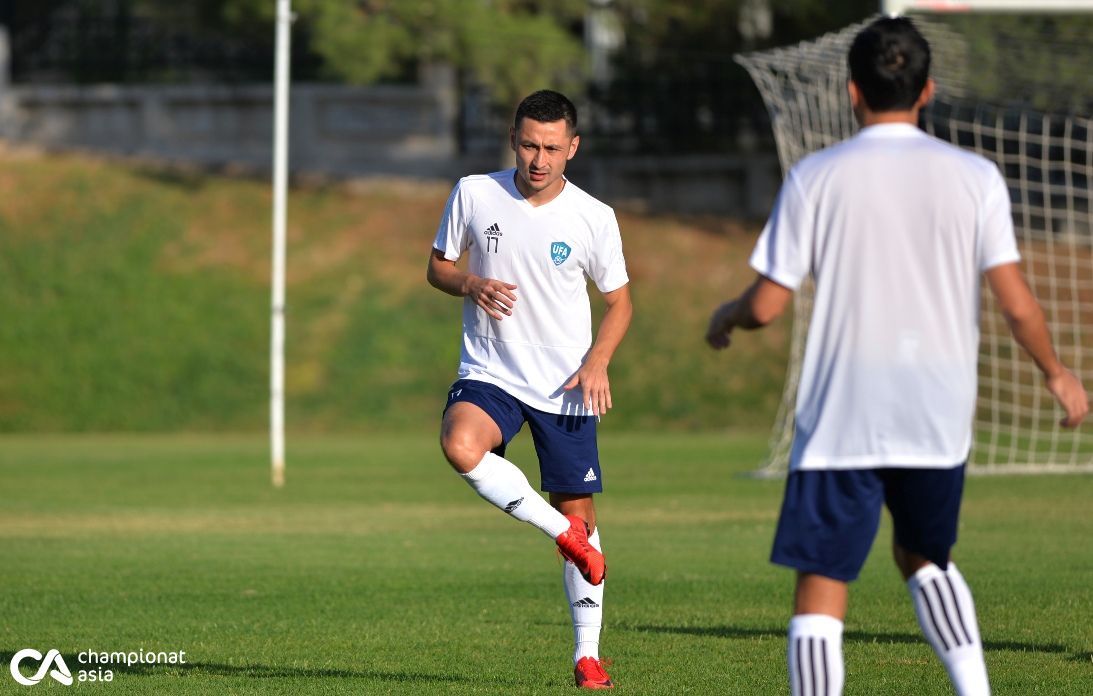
[750,123,1020,470]
[433,169,629,414]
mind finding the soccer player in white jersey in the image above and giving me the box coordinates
[705,17,1087,696]
[427,90,632,689]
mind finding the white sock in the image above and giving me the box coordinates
[788,614,844,696]
[460,452,570,538]
[908,563,990,696]
[564,527,604,664]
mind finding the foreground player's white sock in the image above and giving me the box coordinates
[908,563,990,696]
[788,614,844,696]
[460,452,570,538]
[564,527,604,664]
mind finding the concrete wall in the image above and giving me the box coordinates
[0,43,778,217]
[0,81,464,179]
[570,153,777,217]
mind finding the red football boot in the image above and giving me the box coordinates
[574,657,614,689]
[555,515,606,586]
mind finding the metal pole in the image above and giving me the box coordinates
[271,0,292,488]
[0,25,9,95]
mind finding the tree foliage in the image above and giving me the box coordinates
[939,13,1093,113]
[291,0,587,109]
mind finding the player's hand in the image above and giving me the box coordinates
[1046,368,1089,428]
[705,300,739,350]
[467,276,517,320]
[563,361,612,419]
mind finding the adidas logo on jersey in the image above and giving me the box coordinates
[483,223,502,253]
[571,596,600,608]
[503,497,524,513]
[583,468,597,482]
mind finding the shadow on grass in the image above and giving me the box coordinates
[621,625,1077,656]
[1,651,471,685]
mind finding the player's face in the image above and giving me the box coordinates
[510,118,579,204]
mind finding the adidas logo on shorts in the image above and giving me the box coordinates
[583,468,597,482]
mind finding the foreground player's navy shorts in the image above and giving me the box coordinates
[770,465,966,582]
[443,379,602,494]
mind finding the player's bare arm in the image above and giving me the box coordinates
[564,284,632,418]
[986,262,1089,427]
[705,275,793,349]
[427,248,518,320]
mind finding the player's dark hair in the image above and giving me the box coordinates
[514,90,578,134]
[848,17,931,112]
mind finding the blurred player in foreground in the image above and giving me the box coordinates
[428,89,632,689]
[705,16,1087,696]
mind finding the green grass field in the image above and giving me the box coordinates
[2,432,1091,694]
[2,150,1091,693]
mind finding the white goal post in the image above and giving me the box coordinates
[885,1,1093,13]
[737,3,1093,475]
[270,0,293,488]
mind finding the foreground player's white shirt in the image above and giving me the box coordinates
[434,169,629,414]
[750,123,1020,470]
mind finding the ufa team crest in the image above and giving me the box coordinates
[551,242,571,266]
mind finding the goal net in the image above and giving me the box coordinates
[737,6,1093,474]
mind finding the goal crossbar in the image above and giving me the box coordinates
[885,1,1093,14]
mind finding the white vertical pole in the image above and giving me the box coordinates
[881,0,907,15]
[271,0,292,488]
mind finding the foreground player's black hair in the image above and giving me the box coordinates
[514,90,578,134]
[848,16,931,112]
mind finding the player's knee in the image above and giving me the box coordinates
[439,427,489,472]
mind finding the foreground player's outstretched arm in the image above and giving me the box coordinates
[705,275,793,350]
[426,248,518,320]
[986,262,1089,428]
[564,284,633,418]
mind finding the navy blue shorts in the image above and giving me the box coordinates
[443,379,602,494]
[770,465,966,582]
